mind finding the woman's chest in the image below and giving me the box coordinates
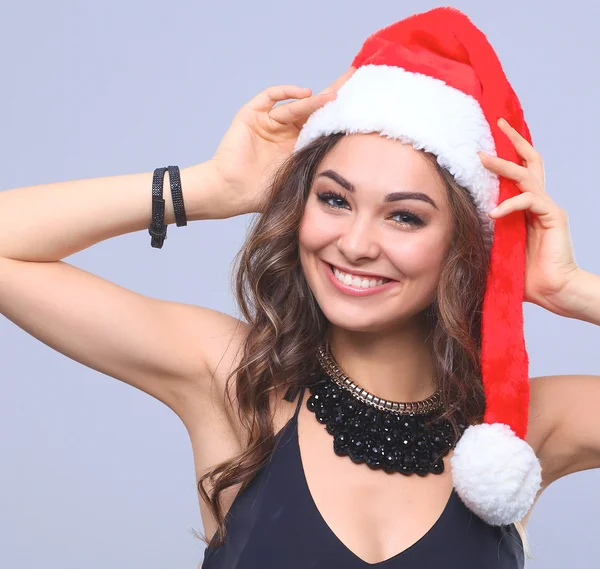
[296,402,461,564]
[203,397,526,569]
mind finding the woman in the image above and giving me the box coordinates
[1,6,599,568]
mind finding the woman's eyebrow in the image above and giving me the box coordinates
[315,169,439,210]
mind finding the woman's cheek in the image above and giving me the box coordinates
[299,205,336,251]
[386,233,447,276]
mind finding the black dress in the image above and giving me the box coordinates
[202,386,525,568]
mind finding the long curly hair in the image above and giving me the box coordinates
[193,132,531,558]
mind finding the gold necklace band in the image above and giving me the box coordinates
[316,343,443,415]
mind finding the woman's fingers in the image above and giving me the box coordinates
[487,118,546,189]
[497,118,542,167]
[267,91,337,126]
[268,67,356,126]
[478,153,530,184]
[245,67,355,130]
[249,66,356,115]
[479,151,546,197]
[488,192,567,231]
[246,85,313,113]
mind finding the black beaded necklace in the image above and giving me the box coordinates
[306,343,468,476]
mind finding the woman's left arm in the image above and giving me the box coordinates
[479,118,600,487]
[526,269,600,487]
[545,268,600,326]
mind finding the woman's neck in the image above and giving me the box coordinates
[326,319,437,403]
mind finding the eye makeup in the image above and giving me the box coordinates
[315,190,426,228]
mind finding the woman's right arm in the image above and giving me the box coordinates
[0,163,235,263]
[0,71,354,426]
[0,162,246,423]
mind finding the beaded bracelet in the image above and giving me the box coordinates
[167,165,187,227]
[148,167,168,248]
[148,165,188,248]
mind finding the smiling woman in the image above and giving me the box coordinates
[298,134,454,336]
[193,7,557,568]
[199,129,528,565]
[9,3,597,568]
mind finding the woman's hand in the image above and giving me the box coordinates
[208,67,355,217]
[478,118,581,317]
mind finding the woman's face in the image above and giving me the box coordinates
[298,133,454,333]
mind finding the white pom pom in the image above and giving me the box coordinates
[450,422,542,526]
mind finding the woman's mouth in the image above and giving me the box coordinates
[323,261,398,296]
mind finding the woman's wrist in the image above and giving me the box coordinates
[556,268,600,326]
[181,161,253,221]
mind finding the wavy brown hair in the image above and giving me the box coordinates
[193,132,531,558]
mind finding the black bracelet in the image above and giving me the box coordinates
[167,165,187,227]
[148,167,168,248]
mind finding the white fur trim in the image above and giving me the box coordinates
[450,423,542,526]
[294,64,500,222]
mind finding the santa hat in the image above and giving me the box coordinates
[294,6,542,526]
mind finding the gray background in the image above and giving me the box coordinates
[0,0,598,567]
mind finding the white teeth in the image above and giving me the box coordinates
[332,266,390,289]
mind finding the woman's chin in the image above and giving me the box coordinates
[317,296,431,334]
[320,308,395,334]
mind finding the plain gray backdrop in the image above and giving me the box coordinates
[0,1,598,567]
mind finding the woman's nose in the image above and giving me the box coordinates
[336,218,381,262]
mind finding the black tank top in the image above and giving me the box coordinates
[202,386,525,568]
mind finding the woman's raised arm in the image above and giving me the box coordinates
[0,162,241,421]
[0,74,352,425]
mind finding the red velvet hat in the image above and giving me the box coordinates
[295,6,542,526]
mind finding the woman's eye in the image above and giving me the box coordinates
[316,191,349,209]
[315,191,425,227]
[390,211,425,227]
